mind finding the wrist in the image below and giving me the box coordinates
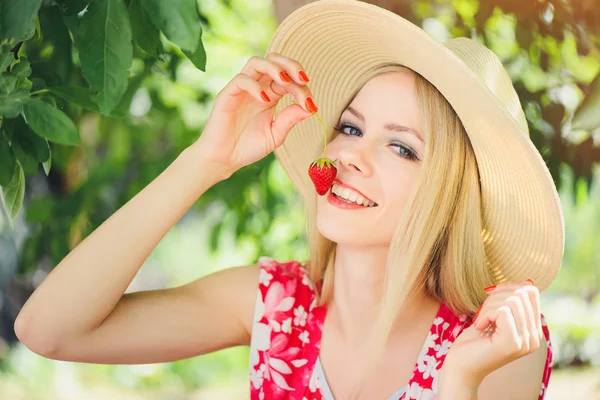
[181,144,236,183]
[437,366,481,400]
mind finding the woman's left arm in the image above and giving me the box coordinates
[477,334,547,399]
[437,280,549,400]
[437,335,548,399]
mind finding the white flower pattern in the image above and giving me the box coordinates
[293,305,308,327]
[249,256,554,400]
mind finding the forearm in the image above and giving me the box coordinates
[14,145,231,351]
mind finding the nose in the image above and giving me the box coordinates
[335,143,374,176]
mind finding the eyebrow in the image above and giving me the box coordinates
[345,106,424,143]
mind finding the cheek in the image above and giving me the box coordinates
[379,168,419,213]
[325,137,342,155]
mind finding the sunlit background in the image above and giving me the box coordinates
[1,0,599,399]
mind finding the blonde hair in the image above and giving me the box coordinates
[301,63,494,395]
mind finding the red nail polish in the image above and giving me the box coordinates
[299,70,310,82]
[260,90,271,102]
[279,71,291,83]
[305,97,318,113]
[483,284,496,293]
[474,305,483,322]
[525,279,535,286]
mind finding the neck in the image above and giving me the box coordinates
[326,244,438,346]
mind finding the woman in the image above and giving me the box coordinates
[14,1,563,399]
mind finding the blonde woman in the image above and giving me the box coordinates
[14,1,563,399]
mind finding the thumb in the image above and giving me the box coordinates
[270,103,314,147]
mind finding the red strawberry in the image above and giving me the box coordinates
[308,157,337,195]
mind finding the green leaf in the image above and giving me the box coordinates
[129,0,163,57]
[0,44,12,71]
[38,6,73,83]
[13,117,50,163]
[0,0,44,45]
[42,147,52,176]
[50,78,143,117]
[40,95,57,108]
[11,135,40,176]
[11,58,32,79]
[78,0,132,114]
[30,62,64,87]
[22,98,79,146]
[55,0,90,16]
[572,73,600,131]
[17,78,33,91]
[0,129,16,186]
[110,73,146,117]
[31,77,46,92]
[183,31,206,71]
[0,72,17,93]
[0,72,30,118]
[2,161,25,227]
[62,13,82,48]
[49,86,99,112]
[140,0,201,52]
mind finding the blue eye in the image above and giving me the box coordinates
[332,122,419,162]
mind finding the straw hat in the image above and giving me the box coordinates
[265,0,565,292]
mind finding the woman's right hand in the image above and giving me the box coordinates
[191,52,318,176]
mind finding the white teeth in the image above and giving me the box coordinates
[347,191,358,203]
[331,184,376,207]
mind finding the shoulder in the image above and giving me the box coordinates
[252,256,322,330]
[256,256,318,295]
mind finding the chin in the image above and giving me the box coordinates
[315,214,370,246]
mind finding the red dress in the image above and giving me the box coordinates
[249,256,554,400]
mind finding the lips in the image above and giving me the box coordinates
[332,179,377,205]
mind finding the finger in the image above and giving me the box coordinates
[516,287,539,350]
[241,55,294,87]
[270,103,314,147]
[218,73,273,105]
[260,77,317,114]
[473,302,493,331]
[525,285,543,342]
[505,294,530,353]
[484,281,527,295]
[266,52,311,85]
[494,305,520,352]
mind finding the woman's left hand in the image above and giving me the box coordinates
[441,279,544,387]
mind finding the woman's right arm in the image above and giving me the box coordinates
[14,52,317,364]
[14,148,261,364]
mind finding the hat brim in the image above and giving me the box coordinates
[266,0,564,291]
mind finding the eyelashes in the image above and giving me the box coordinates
[332,122,419,162]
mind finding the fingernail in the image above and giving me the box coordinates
[260,90,271,102]
[474,305,483,322]
[483,284,496,294]
[305,97,318,113]
[299,70,310,82]
[525,278,535,286]
[279,71,291,83]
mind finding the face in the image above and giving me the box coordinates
[317,71,427,247]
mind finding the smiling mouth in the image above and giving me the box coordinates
[331,190,378,207]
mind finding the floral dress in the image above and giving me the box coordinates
[249,256,554,400]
